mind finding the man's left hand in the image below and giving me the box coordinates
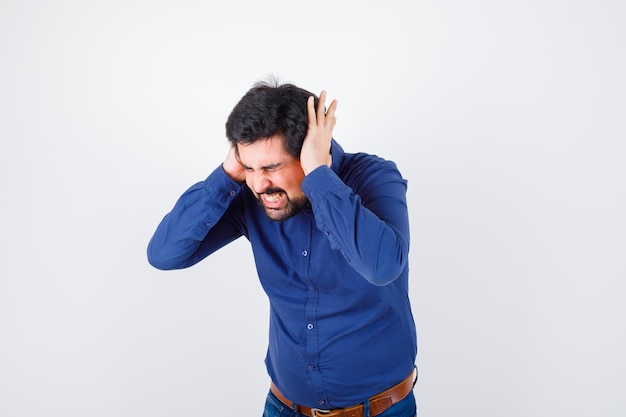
[300,90,338,175]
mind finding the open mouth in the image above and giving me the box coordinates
[260,191,286,208]
[255,189,310,222]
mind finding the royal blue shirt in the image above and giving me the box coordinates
[147,140,417,408]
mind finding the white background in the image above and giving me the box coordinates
[1,1,624,416]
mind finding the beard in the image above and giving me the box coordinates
[256,188,311,222]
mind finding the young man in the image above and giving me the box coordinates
[147,81,418,417]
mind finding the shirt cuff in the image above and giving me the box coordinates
[301,165,346,203]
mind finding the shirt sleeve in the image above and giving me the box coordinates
[147,165,245,270]
[301,163,410,286]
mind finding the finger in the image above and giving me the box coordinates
[317,90,327,125]
[307,95,316,127]
[325,99,338,127]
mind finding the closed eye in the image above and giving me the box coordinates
[242,163,286,173]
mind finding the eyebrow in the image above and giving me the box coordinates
[241,162,285,171]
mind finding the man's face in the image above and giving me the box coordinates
[237,135,308,222]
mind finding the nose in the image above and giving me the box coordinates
[251,171,270,194]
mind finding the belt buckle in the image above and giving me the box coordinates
[311,408,332,417]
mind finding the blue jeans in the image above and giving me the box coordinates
[262,390,417,417]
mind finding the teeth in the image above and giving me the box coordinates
[264,193,282,203]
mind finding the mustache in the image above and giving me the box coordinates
[258,188,285,195]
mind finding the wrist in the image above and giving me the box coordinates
[302,154,332,176]
[222,161,245,182]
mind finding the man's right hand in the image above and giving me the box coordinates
[222,145,246,183]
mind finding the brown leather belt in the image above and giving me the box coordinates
[270,369,416,417]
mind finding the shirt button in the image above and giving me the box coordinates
[307,365,314,371]
[307,323,314,330]
[309,287,316,292]
[318,400,325,405]
[301,250,308,257]
[229,190,236,196]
